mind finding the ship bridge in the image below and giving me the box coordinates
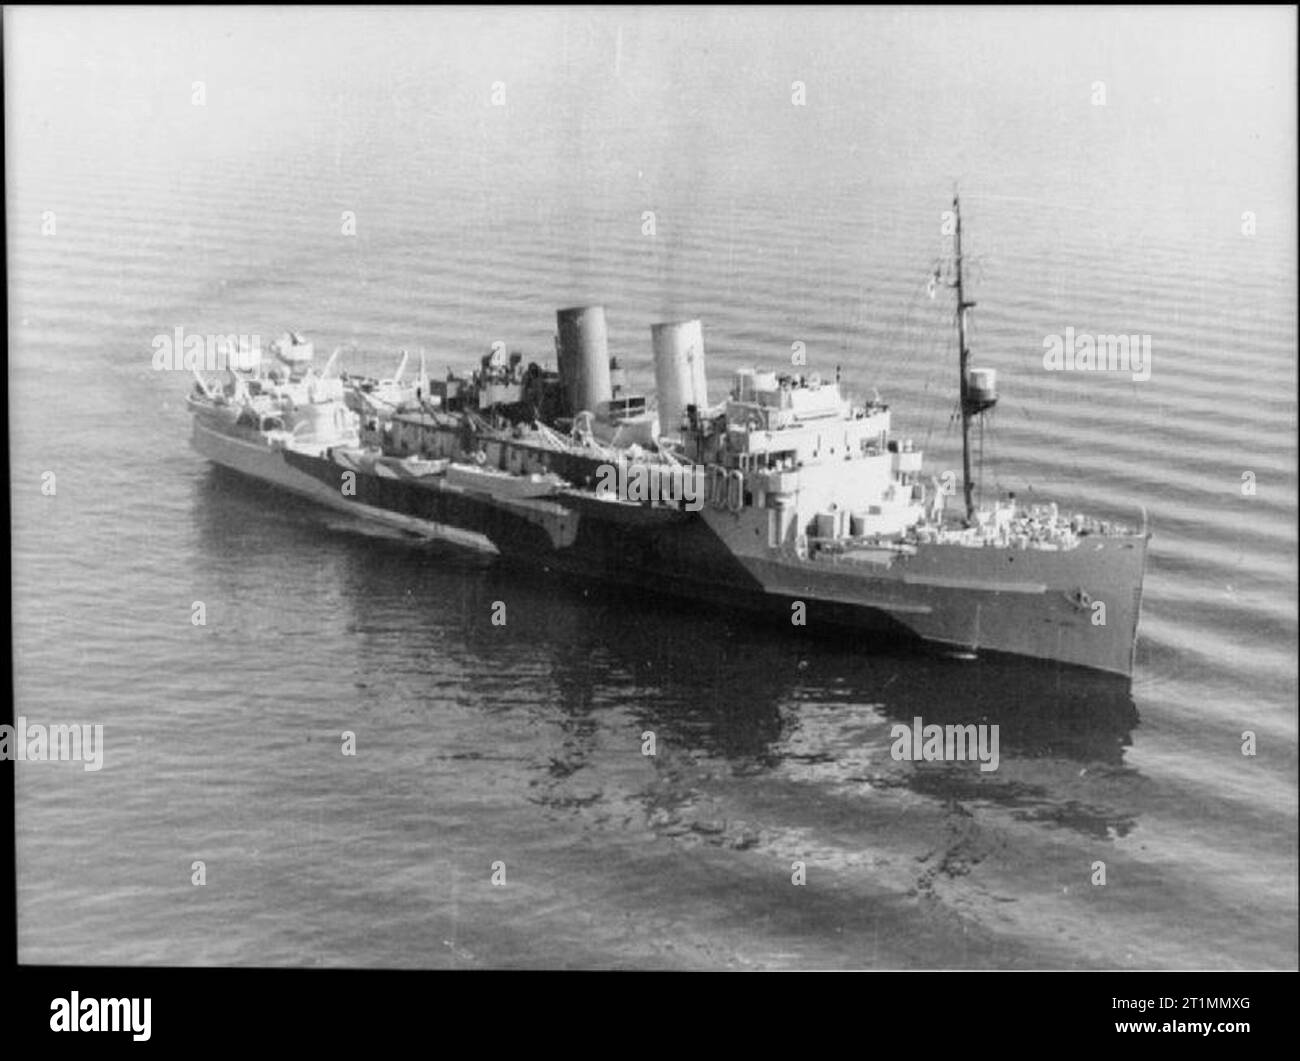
[708,368,928,542]
[722,368,892,467]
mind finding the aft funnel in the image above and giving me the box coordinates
[651,319,708,437]
[556,306,613,417]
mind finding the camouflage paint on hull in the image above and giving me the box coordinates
[265,446,1147,679]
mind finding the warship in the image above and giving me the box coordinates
[187,196,1149,678]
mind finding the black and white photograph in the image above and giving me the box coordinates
[5,2,1296,1003]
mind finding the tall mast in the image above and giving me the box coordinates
[953,193,977,523]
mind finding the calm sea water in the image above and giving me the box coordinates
[9,8,1297,969]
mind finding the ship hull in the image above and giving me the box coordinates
[739,539,1146,677]
[269,446,1146,679]
[190,420,494,549]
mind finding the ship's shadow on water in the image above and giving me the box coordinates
[194,468,1139,782]
[483,582,1145,842]
[450,551,1142,765]
[439,566,1142,841]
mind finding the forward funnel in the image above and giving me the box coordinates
[651,319,708,437]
